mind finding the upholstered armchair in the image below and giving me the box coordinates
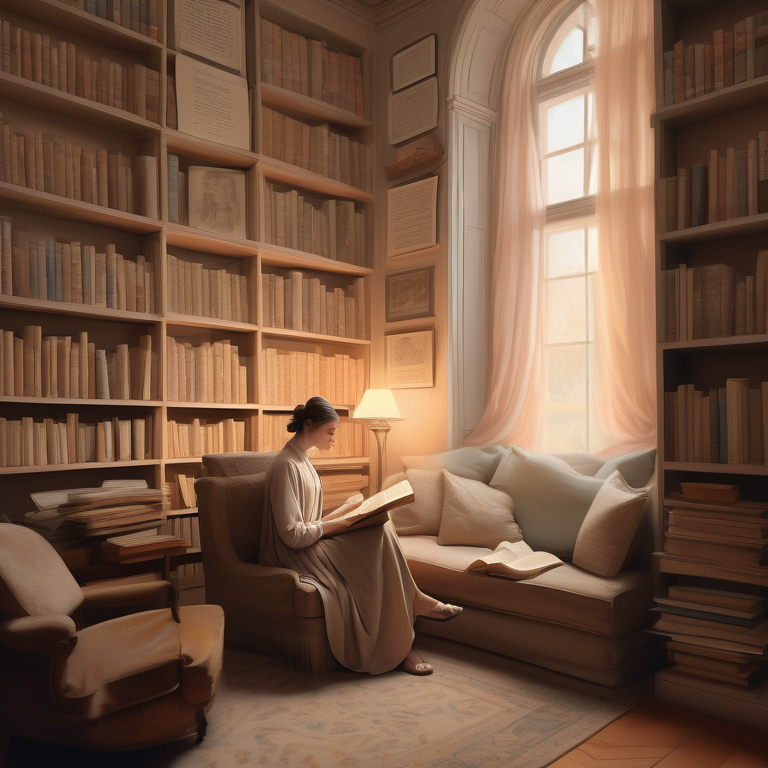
[0,523,224,751]
[196,451,332,674]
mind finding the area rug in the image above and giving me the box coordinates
[3,636,653,768]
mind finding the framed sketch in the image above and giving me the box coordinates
[385,266,434,323]
[391,35,436,92]
[387,176,438,257]
[188,166,247,239]
[386,329,434,389]
[388,77,438,145]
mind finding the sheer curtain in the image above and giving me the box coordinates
[592,0,656,456]
[464,0,567,448]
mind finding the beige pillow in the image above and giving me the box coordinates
[401,445,506,483]
[388,469,444,536]
[437,470,522,549]
[572,470,648,578]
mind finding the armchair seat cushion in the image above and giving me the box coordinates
[177,605,225,704]
[55,609,181,721]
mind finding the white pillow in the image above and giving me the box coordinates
[388,469,444,536]
[572,470,648,577]
[401,445,506,483]
[437,470,522,549]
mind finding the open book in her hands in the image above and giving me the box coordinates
[466,540,563,580]
[334,480,415,532]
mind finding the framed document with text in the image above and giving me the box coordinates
[387,176,438,257]
[388,77,438,145]
[386,330,434,389]
[391,35,436,92]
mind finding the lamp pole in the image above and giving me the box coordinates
[366,419,391,494]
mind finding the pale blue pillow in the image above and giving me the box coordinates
[594,449,656,489]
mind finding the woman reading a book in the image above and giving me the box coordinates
[260,396,461,676]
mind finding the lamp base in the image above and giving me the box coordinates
[366,422,391,494]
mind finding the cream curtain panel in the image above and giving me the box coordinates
[466,0,656,456]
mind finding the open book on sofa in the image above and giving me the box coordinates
[466,540,563,580]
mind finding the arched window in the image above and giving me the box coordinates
[537,0,599,453]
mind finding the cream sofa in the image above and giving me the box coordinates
[383,445,663,687]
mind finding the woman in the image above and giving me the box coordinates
[260,396,462,675]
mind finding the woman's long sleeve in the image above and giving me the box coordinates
[269,461,324,549]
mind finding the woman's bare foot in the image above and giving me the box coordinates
[413,591,463,622]
[401,648,432,676]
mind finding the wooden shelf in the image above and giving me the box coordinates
[0,459,159,475]
[261,158,374,203]
[663,462,768,476]
[165,402,257,409]
[660,334,768,351]
[166,507,198,517]
[165,130,257,168]
[0,181,162,234]
[260,403,356,412]
[165,313,257,332]
[165,225,258,258]
[2,0,163,54]
[163,457,203,464]
[262,327,370,345]
[259,243,371,275]
[0,396,161,407]
[260,83,372,129]
[659,213,768,244]
[0,295,163,324]
[652,75,768,130]
[311,457,370,467]
[0,71,160,139]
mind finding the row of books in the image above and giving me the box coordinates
[0,115,158,217]
[663,13,768,106]
[260,348,365,407]
[260,106,372,193]
[165,336,249,404]
[261,413,368,458]
[0,17,160,122]
[0,218,155,313]
[166,253,249,324]
[259,19,364,118]
[166,473,197,511]
[263,181,366,266]
[657,132,768,233]
[161,513,200,550]
[0,413,153,467]
[57,0,159,40]
[663,380,768,465]
[319,472,368,514]
[261,271,366,340]
[0,328,153,401]
[166,417,245,458]
[662,256,768,342]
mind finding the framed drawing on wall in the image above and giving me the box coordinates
[385,266,434,323]
[386,329,434,389]
[188,166,247,239]
[387,176,438,257]
[391,35,436,92]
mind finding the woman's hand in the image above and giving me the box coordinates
[323,493,364,521]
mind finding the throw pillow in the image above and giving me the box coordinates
[489,446,604,557]
[401,445,506,483]
[552,453,607,476]
[594,448,657,488]
[572,470,649,577]
[388,469,444,536]
[437,470,521,549]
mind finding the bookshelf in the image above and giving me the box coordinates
[653,0,768,728]
[0,0,373,578]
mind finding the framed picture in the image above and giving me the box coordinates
[391,34,436,92]
[386,329,434,389]
[387,176,438,257]
[385,266,435,323]
[388,77,438,145]
[188,166,247,239]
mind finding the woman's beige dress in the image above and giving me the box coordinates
[260,437,416,674]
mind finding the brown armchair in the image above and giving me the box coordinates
[0,523,224,751]
[196,451,332,674]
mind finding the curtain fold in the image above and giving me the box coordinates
[464,0,567,448]
[592,0,657,456]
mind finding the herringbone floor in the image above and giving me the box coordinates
[550,699,767,768]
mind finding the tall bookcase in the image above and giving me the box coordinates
[652,0,768,728]
[0,0,373,573]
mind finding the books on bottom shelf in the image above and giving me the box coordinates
[162,512,200,549]
[0,327,154,400]
[0,413,153,467]
[663,379,767,465]
[0,115,158,218]
[165,336,249,404]
[166,252,248,323]
[262,270,365,340]
[260,347,365,406]
[167,473,197,510]
[57,0,160,40]
[263,180,365,266]
[101,530,188,563]
[166,417,245,458]
[261,412,366,458]
[662,253,768,342]
[0,217,155,312]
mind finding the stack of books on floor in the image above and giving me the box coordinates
[319,471,369,514]
[101,529,188,564]
[21,479,166,556]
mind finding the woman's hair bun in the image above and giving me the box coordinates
[286,397,338,435]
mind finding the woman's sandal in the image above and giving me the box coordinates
[416,602,463,623]
[401,658,433,676]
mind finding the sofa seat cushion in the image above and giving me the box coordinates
[177,604,225,704]
[55,609,181,721]
[399,536,653,637]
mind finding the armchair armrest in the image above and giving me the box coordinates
[81,574,172,609]
[0,614,76,656]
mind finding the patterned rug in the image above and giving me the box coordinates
[4,637,653,768]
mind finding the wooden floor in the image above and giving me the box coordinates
[550,699,767,768]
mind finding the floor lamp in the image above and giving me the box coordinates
[353,389,403,494]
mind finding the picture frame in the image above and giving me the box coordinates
[388,77,438,146]
[188,165,247,239]
[386,329,434,389]
[391,34,436,92]
[387,176,438,257]
[385,266,435,323]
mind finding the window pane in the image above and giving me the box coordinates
[587,146,598,196]
[587,225,598,272]
[588,274,595,342]
[546,148,585,204]
[587,342,601,452]
[550,28,584,74]
[545,410,587,453]
[547,276,586,344]
[547,344,587,403]
[547,227,586,277]
[545,95,585,154]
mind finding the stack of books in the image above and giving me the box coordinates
[261,413,367,458]
[101,530,188,564]
[58,0,159,40]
